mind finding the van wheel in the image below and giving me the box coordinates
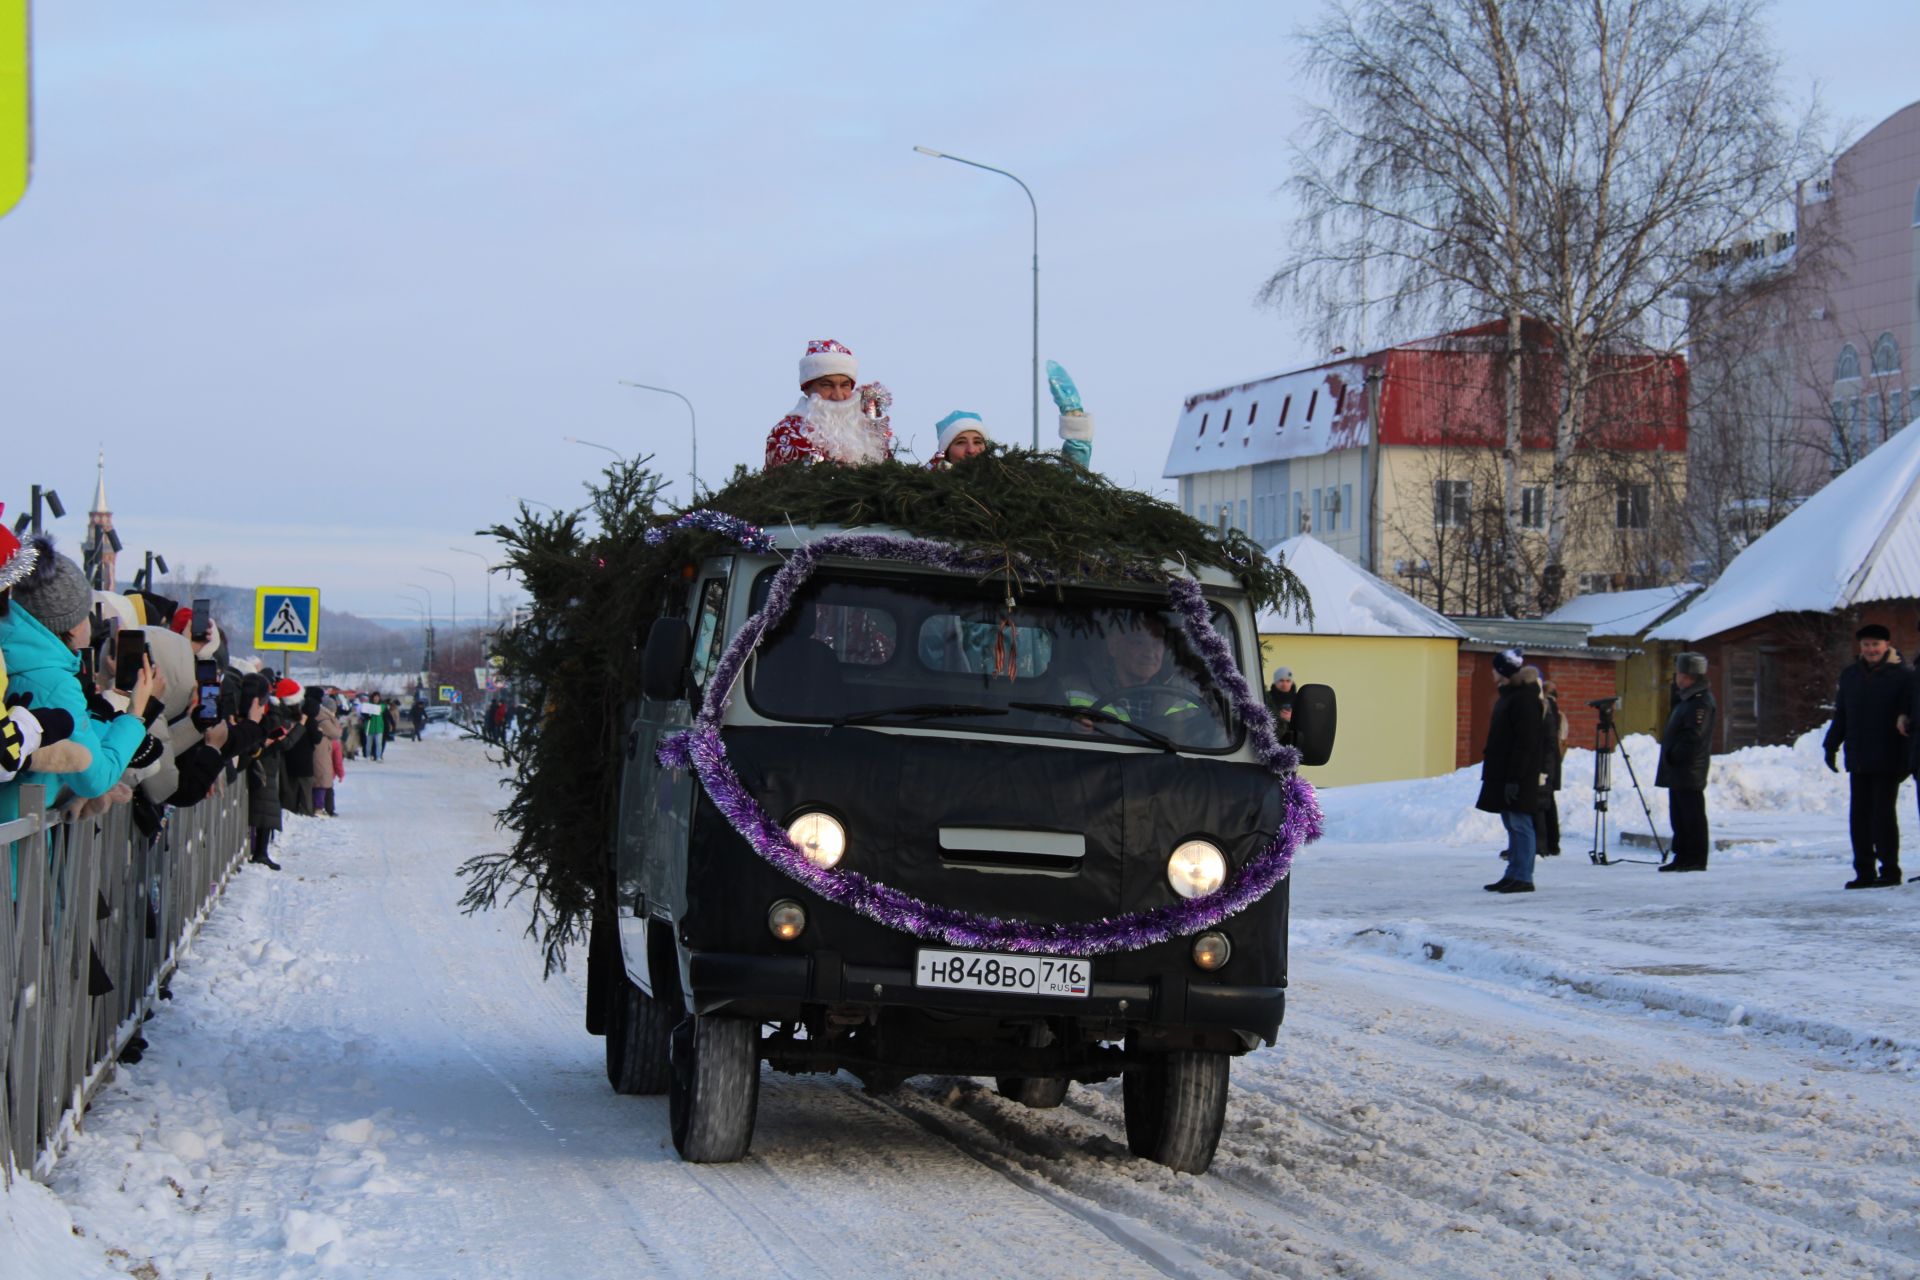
[996,1076,1069,1109]
[605,975,673,1095]
[1121,1050,1230,1174]
[669,1016,760,1162]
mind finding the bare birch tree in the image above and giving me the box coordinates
[1269,0,1828,610]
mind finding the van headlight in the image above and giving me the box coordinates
[786,811,846,869]
[1166,839,1226,898]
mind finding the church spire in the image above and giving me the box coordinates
[86,449,117,590]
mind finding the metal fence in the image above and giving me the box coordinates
[1,777,248,1184]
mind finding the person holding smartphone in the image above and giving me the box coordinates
[0,540,162,821]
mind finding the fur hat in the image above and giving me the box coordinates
[1492,646,1524,678]
[935,410,989,457]
[1857,623,1891,642]
[1675,652,1708,677]
[798,338,858,387]
[12,537,92,637]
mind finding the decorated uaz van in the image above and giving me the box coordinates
[587,506,1331,1174]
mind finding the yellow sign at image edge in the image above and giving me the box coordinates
[254,586,321,652]
[0,0,31,220]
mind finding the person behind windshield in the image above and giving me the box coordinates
[1062,614,1207,730]
[765,338,895,468]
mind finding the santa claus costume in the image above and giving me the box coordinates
[764,339,895,468]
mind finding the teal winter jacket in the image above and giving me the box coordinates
[0,604,150,824]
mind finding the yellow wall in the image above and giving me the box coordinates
[1260,634,1458,787]
[1603,636,1678,740]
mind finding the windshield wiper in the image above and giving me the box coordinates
[1009,701,1179,753]
[831,703,1009,728]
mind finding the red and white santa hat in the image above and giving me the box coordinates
[0,505,38,594]
[798,338,858,387]
[273,678,303,706]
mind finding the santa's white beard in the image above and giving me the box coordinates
[795,394,888,464]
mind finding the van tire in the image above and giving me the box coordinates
[1121,1050,1230,1174]
[605,974,673,1095]
[996,1076,1069,1109]
[669,1016,760,1162]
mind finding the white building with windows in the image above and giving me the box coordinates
[1165,320,1689,616]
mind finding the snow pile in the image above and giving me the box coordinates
[1320,725,1853,847]
[0,1174,111,1280]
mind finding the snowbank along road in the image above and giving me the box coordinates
[8,733,1919,1279]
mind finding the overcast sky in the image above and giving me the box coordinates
[3,2,1912,623]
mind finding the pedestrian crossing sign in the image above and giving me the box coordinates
[254,586,320,652]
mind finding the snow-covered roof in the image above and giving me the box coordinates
[1648,419,1920,641]
[1163,357,1373,478]
[1258,535,1467,638]
[1541,583,1702,637]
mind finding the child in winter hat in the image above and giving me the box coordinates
[10,537,94,640]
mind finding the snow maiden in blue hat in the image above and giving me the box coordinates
[926,360,1095,470]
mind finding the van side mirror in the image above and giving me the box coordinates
[641,617,693,701]
[1291,683,1336,767]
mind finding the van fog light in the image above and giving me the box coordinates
[1166,840,1226,898]
[1191,931,1232,971]
[787,811,846,869]
[767,900,808,941]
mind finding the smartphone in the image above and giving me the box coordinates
[114,629,147,693]
[193,659,223,727]
[191,598,211,644]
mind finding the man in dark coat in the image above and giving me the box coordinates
[1823,623,1913,888]
[1655,652,1717,872]
[1478,648,1550,894]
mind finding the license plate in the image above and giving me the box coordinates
[915,948,1091,998]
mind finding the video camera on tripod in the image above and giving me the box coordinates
[1586,696,1668,866]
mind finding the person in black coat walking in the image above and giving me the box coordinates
[1477,648,1550,894]
[1655,652,1717,872]
[1823,623,1913,888]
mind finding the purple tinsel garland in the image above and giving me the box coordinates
[645,510,778,554]
[656,521,1323,958]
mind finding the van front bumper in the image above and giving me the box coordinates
[684,949,1285,1045]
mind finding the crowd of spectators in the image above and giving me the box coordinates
[1,524,407,876]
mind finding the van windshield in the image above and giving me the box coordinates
[744,569,1243,752]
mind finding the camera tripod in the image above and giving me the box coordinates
[1586,697,1669,866]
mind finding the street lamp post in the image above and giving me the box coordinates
[403,584,437,678]
[421,567,457,641]
[618,382,699,496]
[450,547,493,633]
[564,435,622,461]
[12,485,66,537]
[136,550,170,592]
[915,146,1039,448]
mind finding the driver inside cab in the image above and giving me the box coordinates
[1063,614,1205,729]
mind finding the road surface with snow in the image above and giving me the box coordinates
[7,732,1920,1279]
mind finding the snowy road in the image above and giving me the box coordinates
[27,736,1920,1279]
